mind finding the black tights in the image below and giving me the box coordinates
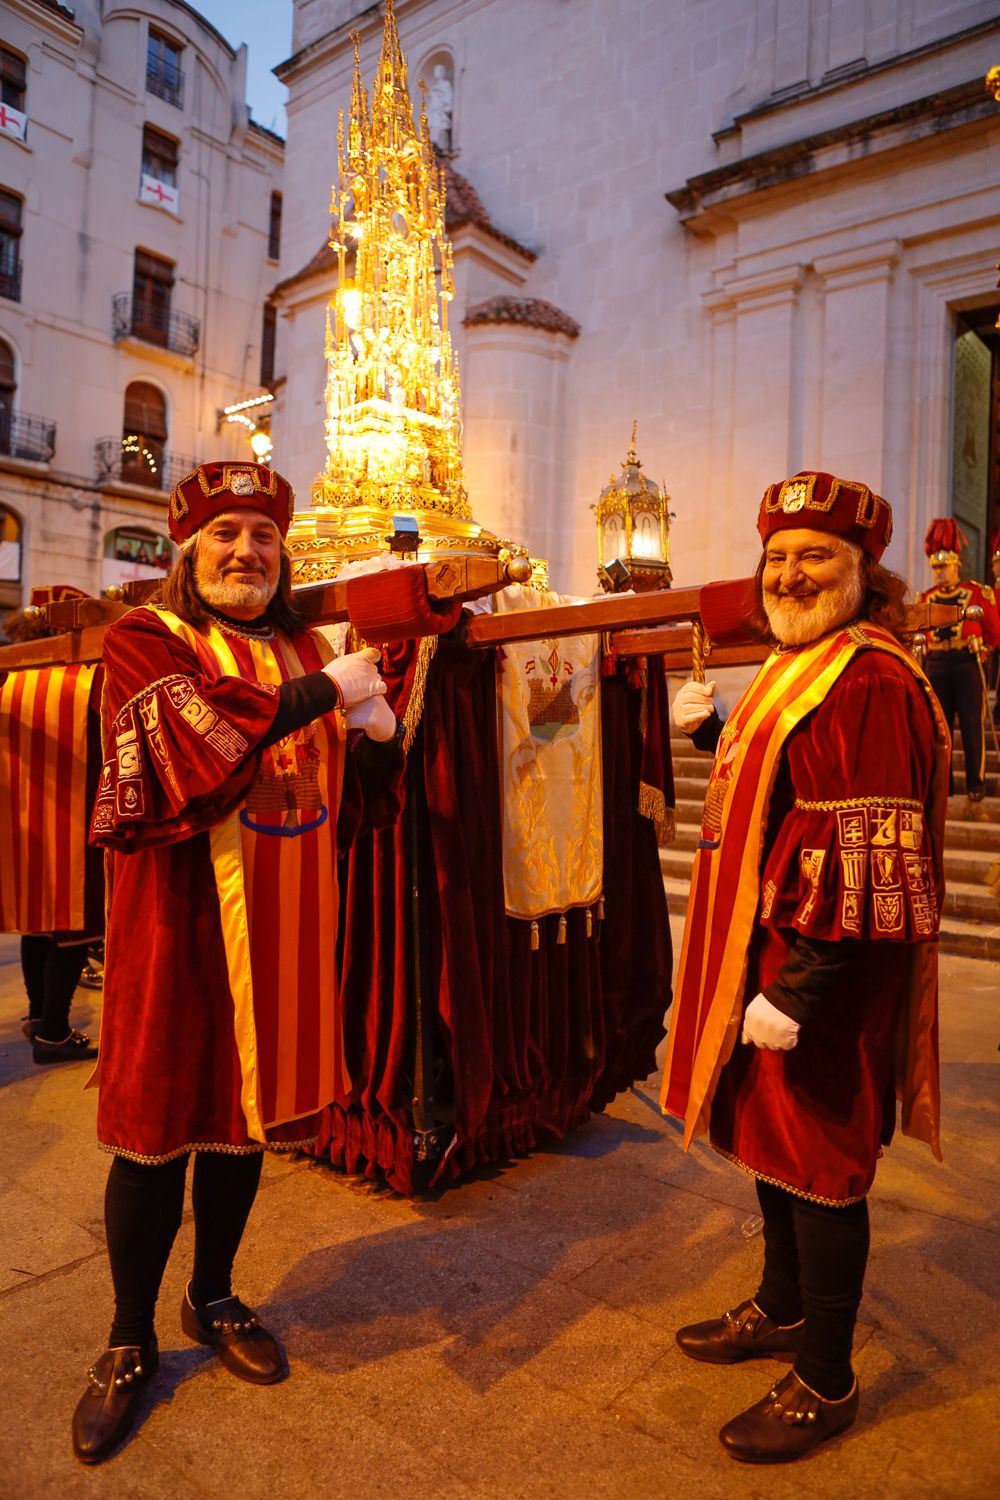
[20,936,88,1041]
[105,1150,264,1348]
[753,1178,870,1401]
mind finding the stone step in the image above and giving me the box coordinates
[661,876,1000,961]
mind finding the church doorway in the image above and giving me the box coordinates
[951,305,1000,581]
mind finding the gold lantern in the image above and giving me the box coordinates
[595,424,672,592]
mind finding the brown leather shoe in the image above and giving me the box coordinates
[719,1368,859,1463]
[72,1339,159,1465]
[181,1286,287,1385]
[676,1298,804,1364]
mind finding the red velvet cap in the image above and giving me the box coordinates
[168,462,295,544]
[757,471,893,560]
[29,584,91,607]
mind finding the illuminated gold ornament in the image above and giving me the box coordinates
[594,424,673,592]
[288,0,516,579]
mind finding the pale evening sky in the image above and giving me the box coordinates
[194,0,294,137]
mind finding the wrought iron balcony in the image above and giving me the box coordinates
[146,59,184,109]
[95,437,199,492]
[112,293,200,358]
[0,255,22,303]
[0,411,56,463]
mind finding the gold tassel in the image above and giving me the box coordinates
[598,897,605,922]
[585,907,593,938]
[530,920,539,951]
[557,914,567,945]
[402,634,440,753]
[638,780,675,847]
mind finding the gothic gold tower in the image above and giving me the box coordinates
[287,0,506,579]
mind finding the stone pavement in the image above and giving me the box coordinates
[0,924,997,1499]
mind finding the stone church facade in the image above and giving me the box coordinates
[274,0,1000,595]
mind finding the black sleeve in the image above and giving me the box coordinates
[691,708,723,754]
[258,671,340,750]
[763,935,868,1025]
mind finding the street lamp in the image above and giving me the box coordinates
[249,427,272,461]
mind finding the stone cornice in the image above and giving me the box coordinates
[714,15,1000,141]
[668,79,996,234]
[5,0,81,45]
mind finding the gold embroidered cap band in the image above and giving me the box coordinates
[168,463,295,544]
[757,471,893,558]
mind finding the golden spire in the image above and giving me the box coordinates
[295,0,513,574]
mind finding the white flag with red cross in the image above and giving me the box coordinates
[0,103,26,142]
[139,174,179,215]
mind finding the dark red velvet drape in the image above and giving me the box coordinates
[312,635,672,1194]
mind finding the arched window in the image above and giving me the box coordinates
[0,503,22,610]
[102,525,174,591]
[0,336,14,454]
[121,381,168,487]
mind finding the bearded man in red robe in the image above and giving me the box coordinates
[72,463,399,1465]
[664,471,949,1464]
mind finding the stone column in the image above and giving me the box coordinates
[813,239,901,491]
[706,263,806,576]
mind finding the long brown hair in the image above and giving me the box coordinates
[148,543,306,632]
[751,547,910,643]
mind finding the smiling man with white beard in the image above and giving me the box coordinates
[662,471,950,1465]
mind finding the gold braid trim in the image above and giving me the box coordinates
[114,673,192,727]
[711,1145,866,1207]
[793,795,922,813]
[402,634,439,753]
[638,781,675,847]
[97,1138,313,1165]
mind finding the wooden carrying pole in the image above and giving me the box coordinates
[0,570,962,677]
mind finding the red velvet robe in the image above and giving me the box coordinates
[709,649,944,1203]
[89,607,356,1163]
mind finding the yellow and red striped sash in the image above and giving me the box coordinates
[660,624,948,1150]
[152,610,347,1140]
[0,662,98,932]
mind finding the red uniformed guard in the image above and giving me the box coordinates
[917,519,1000,815]
[72,463,399,1464]
[665,471,949,1464]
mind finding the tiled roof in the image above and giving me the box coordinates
[35,0,78,21]
[464,295,580,338]
[271,242,337,298]
[442,164,535,261]
[248,117,285,147]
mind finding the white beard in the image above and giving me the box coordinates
[763,570,864,646]
[194,561,277,615]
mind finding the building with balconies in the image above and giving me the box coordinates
[0,0,284,609]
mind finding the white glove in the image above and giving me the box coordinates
[344,694,398,742]
[672,679,717,734]
[741,993,800,1051]
[322,647,387,709]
